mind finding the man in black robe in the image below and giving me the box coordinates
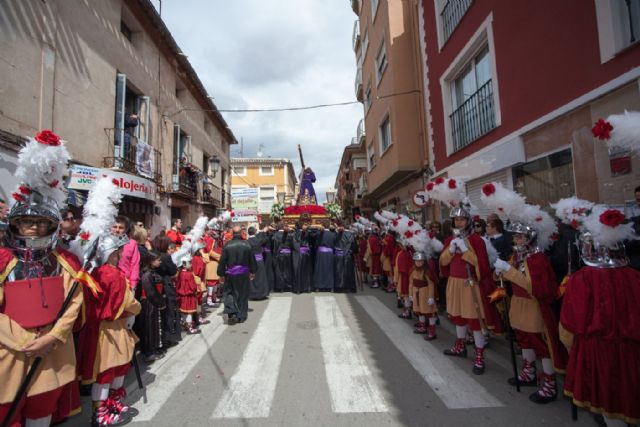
[293,222,313,293]
[262,224,275,292]
[312,224,336,291]
[217,226,257,324]
[333,221,358,293]
[273,223,295,292]
[248,226,269,300]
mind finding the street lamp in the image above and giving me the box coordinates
[326,191,336,203]
[277,191,286,204]
[208,155,221,178]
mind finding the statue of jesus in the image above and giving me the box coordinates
[298,167,317,205]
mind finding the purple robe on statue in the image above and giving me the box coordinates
[299,169,317,204]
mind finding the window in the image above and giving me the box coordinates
[513,149,575,207]
[259,186,276,213]
[379,115,392,153]
[595,0,640,62]
[364,84,372,112]
[367,142,376,170]
[437,0,473,45]
[449,45,495,151]
[120,20,132,42]
[375,41,388,84]
[371,0,379,20]
[259,165,274,176]
[233,166,246,176]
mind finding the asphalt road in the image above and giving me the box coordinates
[63,287,600,427]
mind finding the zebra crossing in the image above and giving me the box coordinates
[127,291,511,425]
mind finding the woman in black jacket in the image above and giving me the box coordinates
[136,251,166,362]
[154,235,182,347]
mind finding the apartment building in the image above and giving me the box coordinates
[335,120,369,220]
[420,0,640,217]
[230,158,297,221]
[0,0,235,235]
[349,0,431,221]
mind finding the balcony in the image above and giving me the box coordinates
[354,67,363,101]
[351,0,360,14]
[202,181,222,205]
[103,128,162,184]
[441,0,473,43]
[357,118,365,143]
[450,79,496,152]
[352,20,361,51]
[171,161,200,199]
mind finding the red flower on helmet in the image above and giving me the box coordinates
[404,231,413,238]
[392,220,398,227]
[599,209,625,228]
[408,220,414,226]
[448,179,457,189]
[12,192,25,202]
[426,182,434,191]
[355,214,361,220]
[35,130,61,146]
[591,118,613,140]
[435,177,445,185]
[48,179,59,188]
[570,219,579,230]
[19,185,31,195]
[230,211,235,217]
[482,183,496,197]
[428,232,434,239]
[80,232,91,241]
[498,207,504,212]
[535,216,543,222]
[414,229,421,234]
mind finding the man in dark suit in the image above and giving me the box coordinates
[486,218,512,261]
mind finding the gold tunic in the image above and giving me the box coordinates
[502,264,544,333]
[440,247,486,319]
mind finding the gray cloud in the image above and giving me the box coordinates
[152,0,363,203]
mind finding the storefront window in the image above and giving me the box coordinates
[513,148,575,207]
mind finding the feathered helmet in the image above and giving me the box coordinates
[7,130,71,256]
[355,215,374,233]
[553,198,635,268]
[172,216,208,267]
[591,111,640,155]
[96,233,129,266]
[378,210,444,258]
[426,177,475,234]
[481,182,556,251]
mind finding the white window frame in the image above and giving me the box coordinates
[371,0,380,21]
[259,165,274,176]
[440,13,501,156]
[375,39,388,85]
[594,0,640,63]
[367,141,376,171]
[233,166,247,176]
[378,113,392,154]
[434,0,474,51]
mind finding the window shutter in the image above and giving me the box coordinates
[136,96,150,145]
[114,73,127,157]
[466,170,509,219]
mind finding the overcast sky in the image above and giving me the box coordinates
[151,0,362,203]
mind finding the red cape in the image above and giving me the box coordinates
[192,255,205,281]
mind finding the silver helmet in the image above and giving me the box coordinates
[7,192,61,260]
[578,231,629,268]
[96,233,129,266]
[412,250,427,261]
[450,201,473,237]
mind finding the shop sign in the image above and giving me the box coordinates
[231,188,259,210]
[67,165,156,201]
[232,215,258,223]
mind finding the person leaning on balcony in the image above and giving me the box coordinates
[123,113,138,158]
[166,218,184,248]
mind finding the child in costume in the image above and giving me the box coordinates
[410,251,438,340]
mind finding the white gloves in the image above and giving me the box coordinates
[125,315,136,330]
[494,258,511,274]
[450,238,468,253]
[427,298,435,306]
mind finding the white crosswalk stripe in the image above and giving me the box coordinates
[315,296,389,413]
[211,297,293,418]
[355,295,504,409]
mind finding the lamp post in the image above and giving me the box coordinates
[326,190,336,204]
[208,155,221,178]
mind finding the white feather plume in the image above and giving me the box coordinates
[606,110,640,153]
[69,176,122,260]
[480,181,526,220]
[373,211,389,225]
[13,137,71,208]
[172,216,209,265]
[583,205,636,247]
[428,177,467,208]
[551,197,594,230]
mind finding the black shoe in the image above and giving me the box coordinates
[529,391,556,404]
[227,315,237,325]
[472,364,485,375]
[507,377,537,387]
[396,300,403,308]
[443,347,467,358]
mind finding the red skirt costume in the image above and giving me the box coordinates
[191,254,206,299]
[175,270,199,313]
[0,248,87,425]
[381,234,396,275]
[357,238,368,273]
[439,234,503,333]
[502,252,567,371]
[78,264,140,385]
[560,266,640,424]
[367,235,383,276]
[394,249,413,297]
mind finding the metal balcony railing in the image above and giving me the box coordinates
[440,0,473,43]
[450,79,496,152]
[103,128,162,184]
[350,137,359,145]
[171,168,198,199]
[352,20,361,51]
[202,181,222,205]
[354,67,363,101]
[357,118,365,142]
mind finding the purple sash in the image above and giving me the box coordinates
[226,265,250,276]
[300,246,310,254]
[255,253,264,262]
[335,249,346,257]
[263,248,272,253]
[279,248,292,255]
[318,246,333,254]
